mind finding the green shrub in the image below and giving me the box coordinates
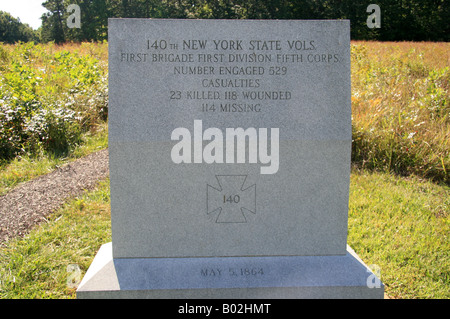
[0,42,108,160]
[25,108,82,155]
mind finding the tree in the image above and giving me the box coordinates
[41,0,67,43]
[37,0,450,43]
[0,11,39,43]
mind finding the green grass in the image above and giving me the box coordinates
[0,169,448,299]
[348,169,449,299]
[0,179,111,299]
[0,122,108,196]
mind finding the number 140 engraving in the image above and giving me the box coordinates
[223,195,240,204]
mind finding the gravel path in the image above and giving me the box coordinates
[0,149,109,245]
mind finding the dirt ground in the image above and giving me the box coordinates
[0,149,109,246]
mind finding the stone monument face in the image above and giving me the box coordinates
[108,19,351,258]
[77,19,383,299]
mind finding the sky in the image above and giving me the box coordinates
[0,0,48,30]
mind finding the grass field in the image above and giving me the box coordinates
[348,168,449,299]
[0,179,111,298]
[0,170,447,299]
[351,41,449,185]
[0,41,449,299]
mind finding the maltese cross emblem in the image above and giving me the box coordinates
[207,175,256,223]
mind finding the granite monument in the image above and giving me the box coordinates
[77,19,384,298]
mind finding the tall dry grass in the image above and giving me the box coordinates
[351,41,449,184]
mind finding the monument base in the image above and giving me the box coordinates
[76,243,383,299]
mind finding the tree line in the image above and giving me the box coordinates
[0,11,39,43]
[1,0,449,44]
